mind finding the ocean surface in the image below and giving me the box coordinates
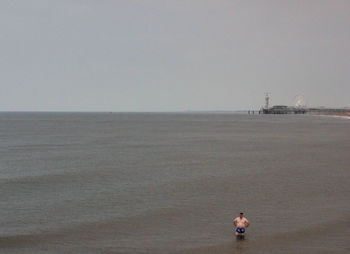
[0,113,349,254]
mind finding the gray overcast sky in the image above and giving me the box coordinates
[1,0,349,111]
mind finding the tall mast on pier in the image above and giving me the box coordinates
[265,93,270,109]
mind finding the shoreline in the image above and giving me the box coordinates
[309,112,350,120]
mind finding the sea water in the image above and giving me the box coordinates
[1,113,349,253]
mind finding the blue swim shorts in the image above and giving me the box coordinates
[236,228,245,233]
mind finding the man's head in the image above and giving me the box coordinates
[240,212,243,218]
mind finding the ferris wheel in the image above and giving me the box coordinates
[293,95,307,108]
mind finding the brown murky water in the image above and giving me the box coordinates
[1,113,349,253]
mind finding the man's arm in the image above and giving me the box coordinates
[245,219,250,227]
[233,218,237,227]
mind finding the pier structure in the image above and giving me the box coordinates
[256,94,350,115]
[307,107,350,115]
[263,105,306,114]
[248,93,350,116]
[261,93,307,114]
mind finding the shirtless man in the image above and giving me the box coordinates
[233,212,250,235]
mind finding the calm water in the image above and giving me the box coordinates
[0,113,349,254]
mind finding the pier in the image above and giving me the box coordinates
[250,94,350,115]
